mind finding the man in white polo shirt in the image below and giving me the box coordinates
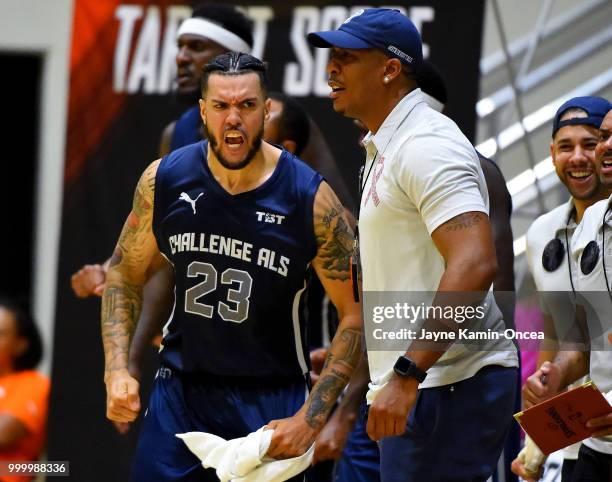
[524,107,612,481]
[514,96,612,481]
[569,107,612,480]
[308,8,518,481]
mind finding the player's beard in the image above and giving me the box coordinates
[205,123,264,171]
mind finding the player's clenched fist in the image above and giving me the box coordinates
[71,263,107,298]
[105,368,141,422]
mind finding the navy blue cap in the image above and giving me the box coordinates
[552,96,612,138]
[307,8,423,68]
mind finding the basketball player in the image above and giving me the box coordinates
[72,5,354,299]
[71,4,255,299]
[102,53,361,481]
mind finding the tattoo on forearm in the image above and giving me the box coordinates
[330,367,350,383]
[306,375,345,429]
[305,328,361,428]
[323,351,334,369]
[444,212,482,232]
[101,283,142,372]
[334,328,360,368]
[101,160,159,374]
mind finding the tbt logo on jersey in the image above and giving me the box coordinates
[180,192,204,214]
[256,211,285,225]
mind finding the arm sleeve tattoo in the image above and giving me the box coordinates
[101,160,160,374]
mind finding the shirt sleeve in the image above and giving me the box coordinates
[394,132,488,235]
[0,372,50,434]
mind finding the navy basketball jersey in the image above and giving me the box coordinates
[153,141,323,377]
[169,106,202,152]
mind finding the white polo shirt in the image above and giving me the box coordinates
[359,88,518,392]
[525,199,583,459]
[570,195,612,454]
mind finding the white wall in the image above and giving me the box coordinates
[0,0,74,375]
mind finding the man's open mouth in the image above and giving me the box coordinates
[224,131,245,147]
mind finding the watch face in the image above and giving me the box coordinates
[395,356,412,374]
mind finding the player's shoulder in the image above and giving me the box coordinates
[279,148,324,190]
[161,140,206,169]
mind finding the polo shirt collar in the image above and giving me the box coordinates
[364,88,426,155]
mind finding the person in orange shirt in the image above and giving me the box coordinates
[0,298,49,482]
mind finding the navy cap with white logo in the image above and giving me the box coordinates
[552,96,612,138]
[307,8,423,68]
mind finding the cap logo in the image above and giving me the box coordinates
[343,9,365,25]
[388,45,413,64]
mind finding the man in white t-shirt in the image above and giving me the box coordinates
[524,107,612,481]
[308,8,518,481]
[514,96,612,481]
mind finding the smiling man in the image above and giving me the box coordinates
[596,109,612,187]
[521,104,612,482]
[515,96,612,481]
[101,52,362,481]
[308,8,518,482]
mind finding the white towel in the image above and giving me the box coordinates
[177,427,314,482]
[516,436,546,476]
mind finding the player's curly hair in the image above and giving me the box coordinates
[201,52,268,97]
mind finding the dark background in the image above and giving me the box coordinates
[0,54,41,304]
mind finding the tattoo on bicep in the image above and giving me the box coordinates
[315,201,353,281]
[321,206,342,228]
[115,163,158,269]
[444,212,482,232]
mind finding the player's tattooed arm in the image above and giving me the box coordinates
[306,181,363,428]
[266,183,362,458]
[101,159,161,377]
[312,181,353,281]
[304,327,361,429]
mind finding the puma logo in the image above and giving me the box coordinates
[179,192,203,214]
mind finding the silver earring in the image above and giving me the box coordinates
[383,76,390,84]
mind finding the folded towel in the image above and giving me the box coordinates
[177,427,313,482]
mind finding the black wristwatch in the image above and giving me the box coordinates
[393,356,427,383]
